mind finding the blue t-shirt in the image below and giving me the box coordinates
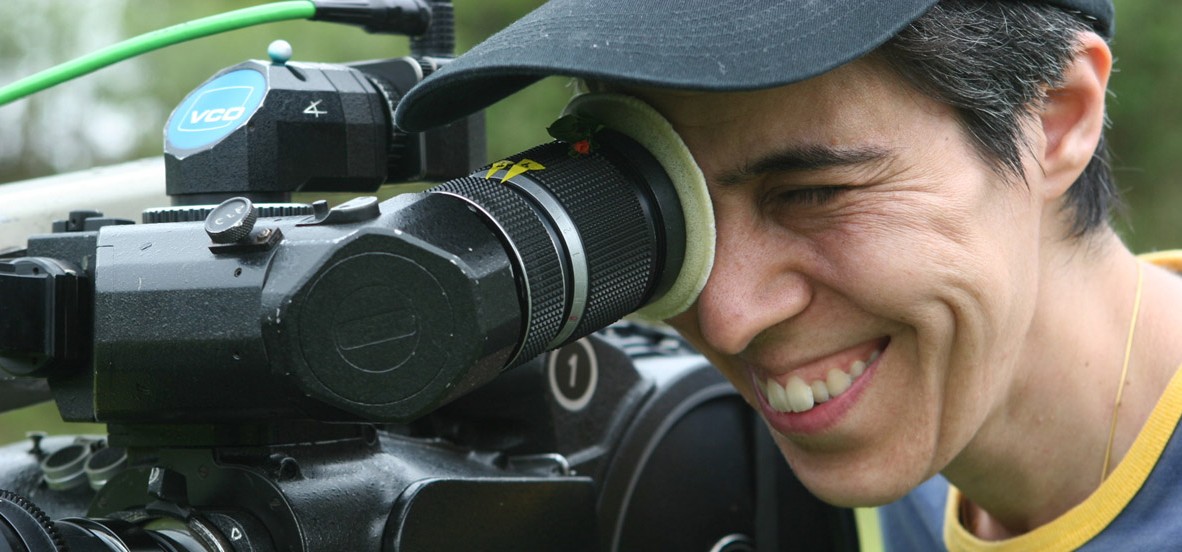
[874,253,1182,552]
[877,363,1182,552]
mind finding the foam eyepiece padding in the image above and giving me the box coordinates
[563,93,714,320]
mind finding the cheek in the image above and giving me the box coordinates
[811,180,1039,359]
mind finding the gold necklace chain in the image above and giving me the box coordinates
[960,261,1145,534]
[1100,261,1145,484]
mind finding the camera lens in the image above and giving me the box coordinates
[0,489,62,552]
[431,130,685,366]
[271,130,688,422]
[0,491,225,552]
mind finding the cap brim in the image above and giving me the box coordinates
[395,0,939,132]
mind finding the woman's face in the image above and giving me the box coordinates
[633,60,1047,506]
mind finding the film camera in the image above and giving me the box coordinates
[0,2,856,550]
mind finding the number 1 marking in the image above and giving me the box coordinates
[568,355,579,388]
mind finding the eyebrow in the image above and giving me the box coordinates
[716,145,895,187]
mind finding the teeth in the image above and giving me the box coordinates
[810,380,830,403]
[826,368,852,397]
[785,376,814,413]
[766,377,791,412]
[761,348,882,414]
[850,359,866,378]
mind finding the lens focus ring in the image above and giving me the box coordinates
[516,144,659,338]
[433,137,667,364]
[432,177,568,363]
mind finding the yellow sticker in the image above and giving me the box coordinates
[503,159,544,182]
[484,159,545,183]
[484,160,513,179]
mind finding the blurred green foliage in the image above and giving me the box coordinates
[1105,1,1182,252]
[0,1,1180,442]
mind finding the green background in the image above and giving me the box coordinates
[1,1,1179,442]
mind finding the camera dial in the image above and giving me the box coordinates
[203,197,257,244]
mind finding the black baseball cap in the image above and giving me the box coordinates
[394,0,1114,132]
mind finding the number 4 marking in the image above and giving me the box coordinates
[304,100,327,118]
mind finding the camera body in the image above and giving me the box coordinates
[0,3,859,549]
[0,326,855,551]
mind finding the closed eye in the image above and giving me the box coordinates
[770,186,849,207]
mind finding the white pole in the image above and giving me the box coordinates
[0,158,168,250]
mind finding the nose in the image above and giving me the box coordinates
[685,215,813,356]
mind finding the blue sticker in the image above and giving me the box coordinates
[166,69,267,151]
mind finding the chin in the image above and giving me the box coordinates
[775,436,927,508]
[803,476,915,508]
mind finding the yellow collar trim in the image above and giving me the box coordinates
[943,251,1182,551]
[944,363,1182,551]
[1139,250,1182,274]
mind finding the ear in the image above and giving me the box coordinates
[1037,33,1112,200]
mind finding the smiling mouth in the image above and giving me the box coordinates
[759,340,886,414]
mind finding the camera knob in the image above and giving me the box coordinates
[205,197,258,244]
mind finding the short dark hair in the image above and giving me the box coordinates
[876,0,1116,237]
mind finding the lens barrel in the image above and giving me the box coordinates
[0,489,210,551]
[431,131,685,366]
[266,129,688,421]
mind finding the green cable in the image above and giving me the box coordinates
[0,1,316,107]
